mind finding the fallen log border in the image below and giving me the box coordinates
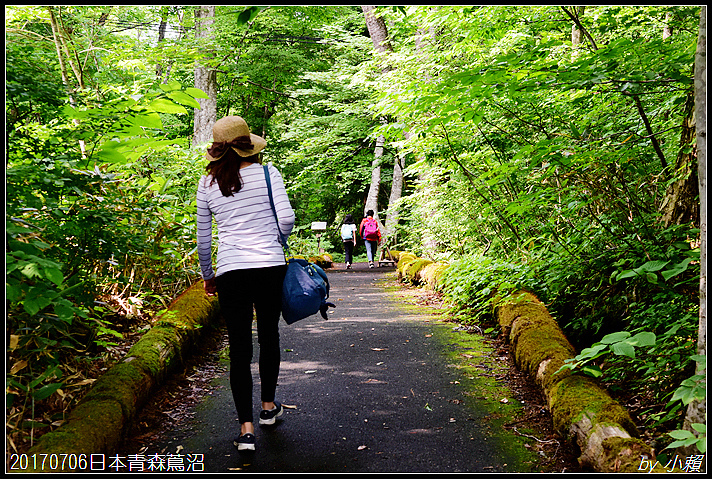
[22,281,220,473]
[394,251,674,473]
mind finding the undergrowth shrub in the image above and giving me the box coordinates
[438,255,539,325]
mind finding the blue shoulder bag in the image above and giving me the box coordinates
[264,165,335,324]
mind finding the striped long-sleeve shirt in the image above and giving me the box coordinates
[197,163,295,280]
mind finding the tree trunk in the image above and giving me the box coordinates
[663,12,673,40]
[155,6,169,80]
[47,6,86,158]
[660,90,699,227]
[362,6,392,54]
[192,6,217,148]
[362,6,393,222]
[571,6,585,45]
[680,5,706,456]
[364,136,384,220]
[384,148,405,240]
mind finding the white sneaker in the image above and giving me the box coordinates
[259,401,283,426]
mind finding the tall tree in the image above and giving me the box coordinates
[193,6,217,146]
[361,6,391,226]
[681,4,706,455]
[362,5,407,243]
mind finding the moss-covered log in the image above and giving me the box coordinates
[394,252,448,290]
[24,281,220,472]
[494,292,666,472]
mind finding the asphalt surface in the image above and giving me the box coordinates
[130,263,537,473]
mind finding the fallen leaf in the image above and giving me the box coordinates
[10,360,28,374]
[358,445,368,451]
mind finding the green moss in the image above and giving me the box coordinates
[26,399,125,471]
[396,252,416,274]
[405,258,432,283]
[596,436,658,472]
[420,262,448,289]
[496,292,576,392]
[510,319,575,385]
[493,289,649,472]
[548,374,638,438]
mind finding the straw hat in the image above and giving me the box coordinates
[206,116,267,161]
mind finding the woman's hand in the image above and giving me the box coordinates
[204,277,217,296]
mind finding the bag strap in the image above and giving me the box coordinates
[264,165,290,258]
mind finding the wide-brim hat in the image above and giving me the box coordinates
[206,116,267,161]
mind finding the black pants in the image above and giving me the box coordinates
[215,264,287,424]
[343,240,355,264]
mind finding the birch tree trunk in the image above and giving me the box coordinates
[362,6,392,224]
[193,6,217,147]
[571,6,585,45]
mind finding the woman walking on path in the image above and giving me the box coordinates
[359,210,381,268]
[340,214,357,269]
[196,116,295,452]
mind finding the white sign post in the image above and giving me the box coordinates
[311,222,327,253]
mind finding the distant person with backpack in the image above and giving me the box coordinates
[359,210,381,268]
[340,214,358,269]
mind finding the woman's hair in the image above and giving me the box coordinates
[205,148,261,197]
[344,214,354,224]
[366,210,374,217]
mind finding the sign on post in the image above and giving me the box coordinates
[311,222,327,253]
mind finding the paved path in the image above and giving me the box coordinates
[129,263,538,473]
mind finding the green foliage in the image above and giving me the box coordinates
[666,424,706,454]
[4,4,704,453]
[664,354,706,454]
[6,7,209,442]
[557,331,657,378]
[437,256,536,324]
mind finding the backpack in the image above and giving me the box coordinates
[340,223,354,241]
[363,218,379,241]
